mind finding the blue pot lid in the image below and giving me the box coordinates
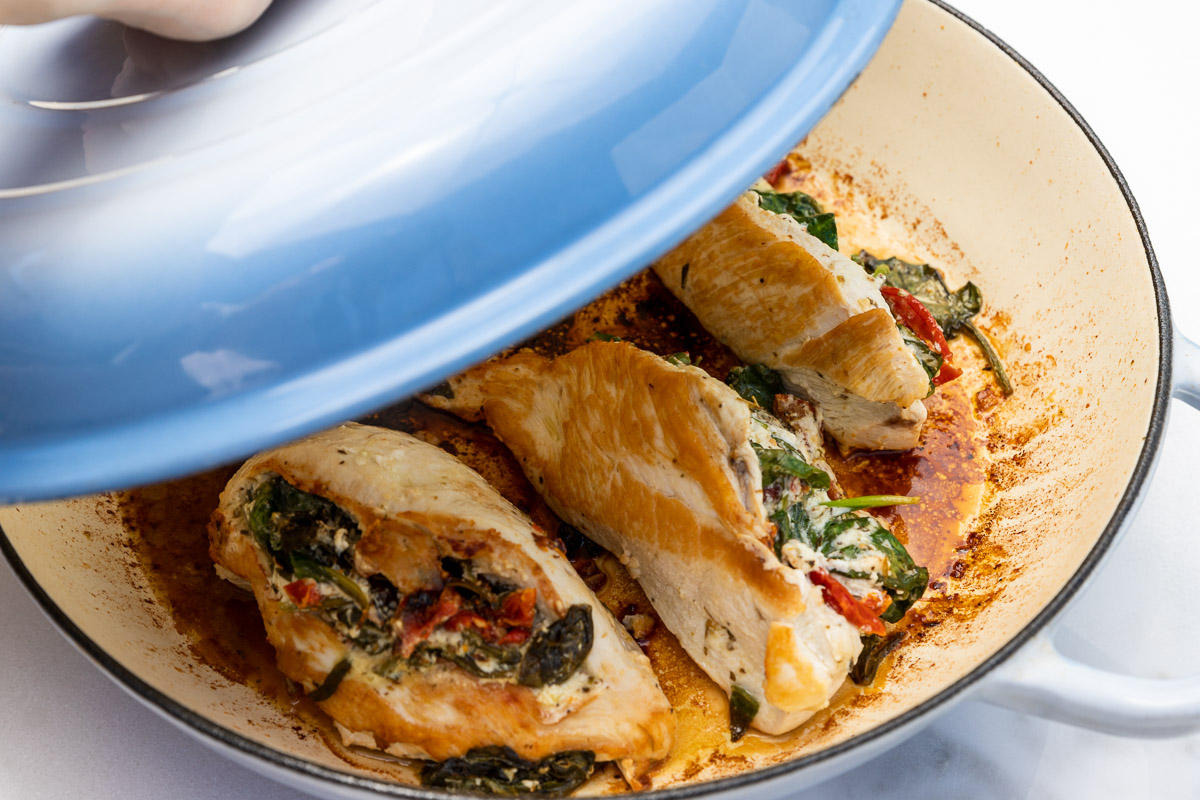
[0,0,901,502]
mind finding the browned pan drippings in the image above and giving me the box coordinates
[119,184,1011,791]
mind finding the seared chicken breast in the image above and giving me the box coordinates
[208,423,673,790]
[423,343,926,736]
[653,190,932,450]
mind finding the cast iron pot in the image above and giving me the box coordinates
[3,1,1199,797]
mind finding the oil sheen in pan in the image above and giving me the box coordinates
[119,158,1014,791]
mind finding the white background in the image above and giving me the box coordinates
[3,1,1199,798]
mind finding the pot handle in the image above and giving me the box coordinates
[974,328,1200,736]
[1173,325,1200,409]
[975,633,1200,737]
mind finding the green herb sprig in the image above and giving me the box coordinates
[821,495,920,510]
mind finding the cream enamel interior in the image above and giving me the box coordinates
[0,0,1164,795]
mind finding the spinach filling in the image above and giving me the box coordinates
[405,632,526,680]
[751,187,1010,395]
[897,324,943,394]
[248,476,360,576]
[747,423,927,624]
[753,189,839,251]
[247,477,389,647]
[805,516,928,623]
[421,746,595,796]
[517,605,594,688]
[245,475,593,686]
[726,363,784,409]
[856,250,1012,394]
[753,440,830,492]
[725,359,927,622]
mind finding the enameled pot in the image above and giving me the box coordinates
[4,1,1200,797]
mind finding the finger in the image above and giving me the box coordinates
[97,0,275,41]
[0,0,274,41]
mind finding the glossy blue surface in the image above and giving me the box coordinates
[0,0,901,501]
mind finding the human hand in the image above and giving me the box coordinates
[0,0,275,40]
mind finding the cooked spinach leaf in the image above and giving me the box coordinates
[291,553,370,611]
[729,685,760,742]
[856,251,1012,394]
[963,320,1011,392]
[849,631,906,686]
[870,531,929,623]
[820,515,928,622]
[775,509,928,621]
[753,190,839,251]
[246,476,360,574]
[752,442,831,491]
[897,324,942,392]
[247,480,280,559]
[367,574,399,620]
[798,212,838,251]
[421,746,595,796]
[664,352,693,367]
[586,332,624,343]
[556,524,606,560]
[770,503,818,558]
[857,252,979,334]
[308,658,351,702]
[756,188,823,219]
[726,363,783,408]
[411,632,525,679]
[445,568,517,609]
[349,621,391,656]
[518,605,593,688]
[817,515,878,559]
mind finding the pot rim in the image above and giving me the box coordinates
[0,1,1173,797]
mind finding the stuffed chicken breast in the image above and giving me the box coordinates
[653,187,940,451]
[422,342,927,737]
[208,423,673,793]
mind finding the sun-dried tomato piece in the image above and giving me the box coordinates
[808,568,886,636]
[398,586,463,657]
[496,587,537,629]
[881,286,962,386]
[284,578,322,608]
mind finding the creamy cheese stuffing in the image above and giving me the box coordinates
[748,408,891,606]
